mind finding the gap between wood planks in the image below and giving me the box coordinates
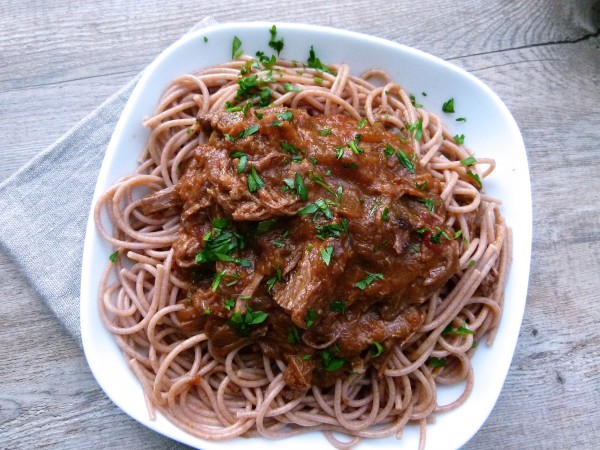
[447,27,600,61]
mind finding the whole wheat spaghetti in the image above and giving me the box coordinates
[95,52,510,449]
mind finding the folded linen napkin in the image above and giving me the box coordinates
[0,16,218,344]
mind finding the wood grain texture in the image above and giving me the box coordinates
[1,0,599,448]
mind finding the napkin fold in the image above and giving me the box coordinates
[0,16,218,344]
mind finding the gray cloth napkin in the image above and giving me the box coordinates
[0,16,218,344]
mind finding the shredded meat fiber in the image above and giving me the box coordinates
[169,107,459,389]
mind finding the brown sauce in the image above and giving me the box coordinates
[161,107,459,388]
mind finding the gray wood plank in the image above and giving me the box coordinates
[1,0,599,448]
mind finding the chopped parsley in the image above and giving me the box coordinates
[307,46,332,74]
[308,171,335,194]
[203,36,208,43]
[321,350,345,371]
[223,297,236,310]
[268,25,284,55]
[442,98,455,113]
[320,246,333,266]
[431,226,451,244]
[409,243,421,254]
[256,51,276,68]
[357,118,367,128]
[456,117,467,122]
[409,94,423,108]
[277,110,294,122]
[382,207,390,221]
[319,128,332,136]
[266,266,282,292]
[453,229,463,240]
[294,172,308,201]
[396,149,416,174]
[429,357,446,367]
[256,219,276,234]
[466,169,482,188]
[442,321,475,335]
[272,239,285,248]
[415,180,428,191]
[238,123,260,139]
[280,141,302,154]
[348,134,364,155]
[335,146,345,159]
[371,341,383,357]
[418,198,436,212]
[354,272,384,290]
[384,144,395,158]
[468,259,476,268]
[212,272,225,292]
[232,36,243,59]
[407,119,423,141]
[287,326,302,344]
[461,155,477,166]
[284,82,302,92]
[228,307,268,337]
[235,75,272,106]
[368,198,383,218]
[301,354,312,360]
[247,165,265,193]
[454,134,465,145]
[315,222,345,240]
[298,199,334,220]
[229,151,248,173]
[109,250,119,263]
[304,308,318,328]
[329,300,345,314]
[195,219,249,267]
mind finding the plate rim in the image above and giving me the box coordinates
[80,21,532,450]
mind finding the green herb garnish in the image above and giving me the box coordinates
[418,198,436,212]
[298,199,334,220]
[256,219,276,234]
[247,165,265,193]
[268,25,284,55]
[284,82,302,92]
[429,357,446,367]
[228,307,268,337]
[224,297,236,310]
[321,349,345,371]
[382,207,390,221]
[109,250,119,263]
[461,155,476,166]
[407,119,423,141]
[230,151,248,173]
[466,169,482,188]
[354,272,384,290]
[329,300,345,314]
[232,36,243,59]
[320,246,333,266]
[307,46,332,74]
[442,98,455,113]
[454,134,465,145]
[396,149,416,173]
[304,308,318,328]
[371,341,383,357]
[287,326,301,344]
[237,123,260,139]
[348,134,364,155]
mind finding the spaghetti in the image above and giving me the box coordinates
[95,54,510,449]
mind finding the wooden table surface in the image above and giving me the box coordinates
[1,1,599,448]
